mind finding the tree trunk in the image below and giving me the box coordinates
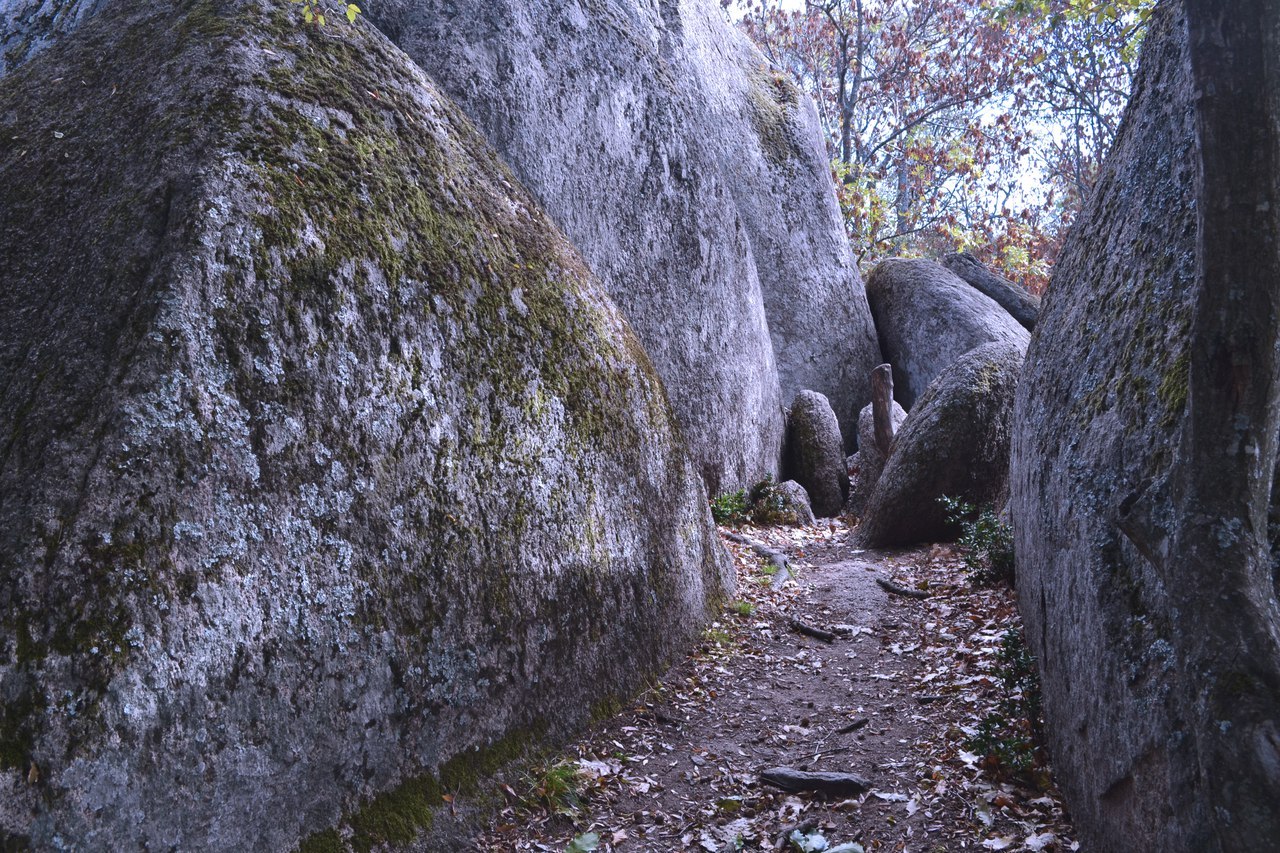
[838,29,852,166]
[870,364,896,455]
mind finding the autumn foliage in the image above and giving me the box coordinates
[727,0,1153,293]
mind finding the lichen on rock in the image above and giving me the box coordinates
[0,2,731,847]
[365,0,882,488]
[1011,4,1280,849]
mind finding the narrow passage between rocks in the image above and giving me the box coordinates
[477,521,1078,853]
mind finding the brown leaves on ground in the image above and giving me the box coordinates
[475,520,1077,852]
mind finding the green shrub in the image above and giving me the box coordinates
[526,761,585,817]
[748,475,792,525]
[710,489,751,525]
[940,496,1015,585]
[711,476,802,527]
[965,629,1046,785]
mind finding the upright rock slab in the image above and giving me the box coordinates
[783,391,848,518]
[1011,3,1280,850]
[366,0,883,489]
[847,398,906,518]
[865,258,1029,408]
[940,252,1040,331]
[0,3,730,848]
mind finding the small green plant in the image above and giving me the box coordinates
[711,475,802,527]
[526,761,585,817]
[940,496,1015,585]
[565,832,600,853]
[965,629,1045,784]
[704,627,734,647]
[710,488,750,525]
[748,475,792,525]
[729,600,755,617]
[293,0,361,25]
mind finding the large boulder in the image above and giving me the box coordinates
[0,3,731,849]
[1011,3,1280,850]
[364,0,883,490]
[865,258,1029,408]
[857,342,1022,547]
[783,391,848,518]
[847,399,907,518]
[940,252,1040,331]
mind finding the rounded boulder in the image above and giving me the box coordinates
[865,258,1029,408]
[847,398,907,518]
[783,390,848,517]
[856,342,1024,546]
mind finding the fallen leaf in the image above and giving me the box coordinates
[565,832,600,853]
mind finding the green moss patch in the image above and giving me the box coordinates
[746,65,800,165]
[297,724,546,853]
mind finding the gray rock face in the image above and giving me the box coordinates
[1011,4,1280,850]
[940,252,1040,331]
[783,391,848,518]
[0,3,731,848]
[857,342,1022,547]
[365,0,883,490]
[0,0,105,75]
[847,399,907,517]
[865,259,1029,408]
[774,480,817,527]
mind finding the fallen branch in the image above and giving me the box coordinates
[722,531,791,589]
[760,767,871,797]
[875,576,930,599]
[836,717,869,734]
[789,619,837,643]
[774,817,820,851]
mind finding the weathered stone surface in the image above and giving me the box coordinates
[865,259,1029,408]
[365,0,883,489]
[1011,4,1280,850]
[857,342,1022,547]
[783,391,848,518]
[0,0,105,75]
[848,399,907,518]
[940,252,1040,331]
[774,480,817,527]
[0,3,731,849]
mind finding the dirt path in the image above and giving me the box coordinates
[476,522,1077,853]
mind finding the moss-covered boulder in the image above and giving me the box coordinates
[0,2,731,848]
[774,480,817,527]
[856,342,1022,547]
[0,0,106,74]
[363,0,883,491]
